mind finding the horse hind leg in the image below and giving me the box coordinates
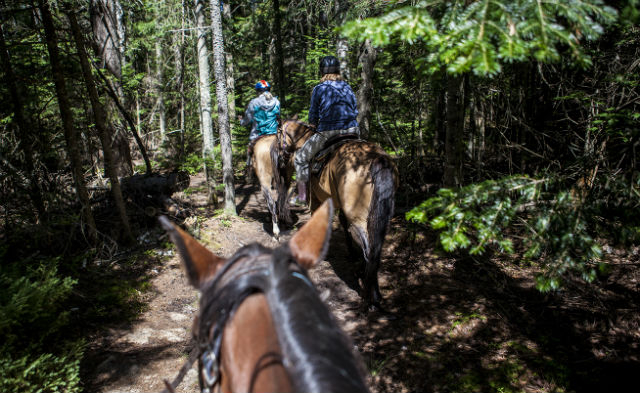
[339,211,360,260]
[262,186,280,239]
[338,211,367,293]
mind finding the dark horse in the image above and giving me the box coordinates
[250,134,293,238]
[278,120,398,311]
[159,199,369,393]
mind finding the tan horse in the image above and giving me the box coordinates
[278,120,398,311]
[159,200,369,393]
[250,134,293,238]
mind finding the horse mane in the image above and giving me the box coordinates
[198,243,369,393]
[267,245,369,393]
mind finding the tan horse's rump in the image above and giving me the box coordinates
[251,134,292,238]
[280,120,398,310]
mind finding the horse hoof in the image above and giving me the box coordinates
[367,304,398,321]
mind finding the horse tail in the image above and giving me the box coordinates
[365,154,396,301]
[270,140,292,225]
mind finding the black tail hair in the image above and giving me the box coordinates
[365,155,396,297]
[270,139,292,225]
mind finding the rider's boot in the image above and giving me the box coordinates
[295,180,307,206]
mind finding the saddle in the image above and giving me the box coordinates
[247,133,275,158]
[310,133,361,176]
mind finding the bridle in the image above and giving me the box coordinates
[160,244,312,393]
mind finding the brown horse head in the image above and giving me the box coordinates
[279,119,314,153]
[159,199,370,393]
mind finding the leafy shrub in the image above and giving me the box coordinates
[0,346,83,393]
[406,175,603,291]
[0,258,82,392]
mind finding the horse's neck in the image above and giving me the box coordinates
[294,126,313,150]
[220,293,292,393]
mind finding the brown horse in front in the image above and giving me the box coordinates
[279,120,398,311]
[159,199,369,393]
[250,134,293,238]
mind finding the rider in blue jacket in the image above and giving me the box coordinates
[241,80,281,141]
[241,80,280,170]
[293,56,359,204]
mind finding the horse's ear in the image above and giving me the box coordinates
[159,216,226,289]
[289,199,333,269]
[291,113,299,120]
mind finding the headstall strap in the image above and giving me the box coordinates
[200,328,223,391]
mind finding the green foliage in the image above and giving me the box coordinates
[342,0,618,76]
[0,258,76,347]
[406,175,603,291]
[0,258,82,392]
[0,345,83,393]
[179,152,205,175]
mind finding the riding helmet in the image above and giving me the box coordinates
[255,80,271,91]
[319,56,340,75]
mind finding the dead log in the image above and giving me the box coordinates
[120,172,190,216]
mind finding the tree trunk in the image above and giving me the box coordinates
[195,0,218,206]
[40,0,97,243]
[92,64,153,174]
[0,23,46,221]
[173,0,187,159]
[432,72,446,155]
[155,40,167,144]
[68,9,133,244]
[223,1,236,122]
[357,39,376,139]
[210,0,236,214]
[272,0,286,107]
[444,74,466,187]
[89,0,123,79]
[336,38,350,80]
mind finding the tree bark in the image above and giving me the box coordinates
[223,1,236,122]
[210,0,236,214]
[68,9,133,243]
[173,0,187,159]
[431,72,446,155]
[92,64,153,174]
[40,0,97,243]
[272,0,286,107]
[89,0,123,79]
[357,39,376,139]
[0,22,46,221]
[155,39,167,144]
[336,38,350,80]
[444,74,466,187]
[195,0,218,206]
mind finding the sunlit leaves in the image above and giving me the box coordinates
[406,175,604,291]
[341,0,618,76]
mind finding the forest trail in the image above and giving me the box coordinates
[84,173,640,393]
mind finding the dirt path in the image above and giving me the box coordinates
[86,174,640,393]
